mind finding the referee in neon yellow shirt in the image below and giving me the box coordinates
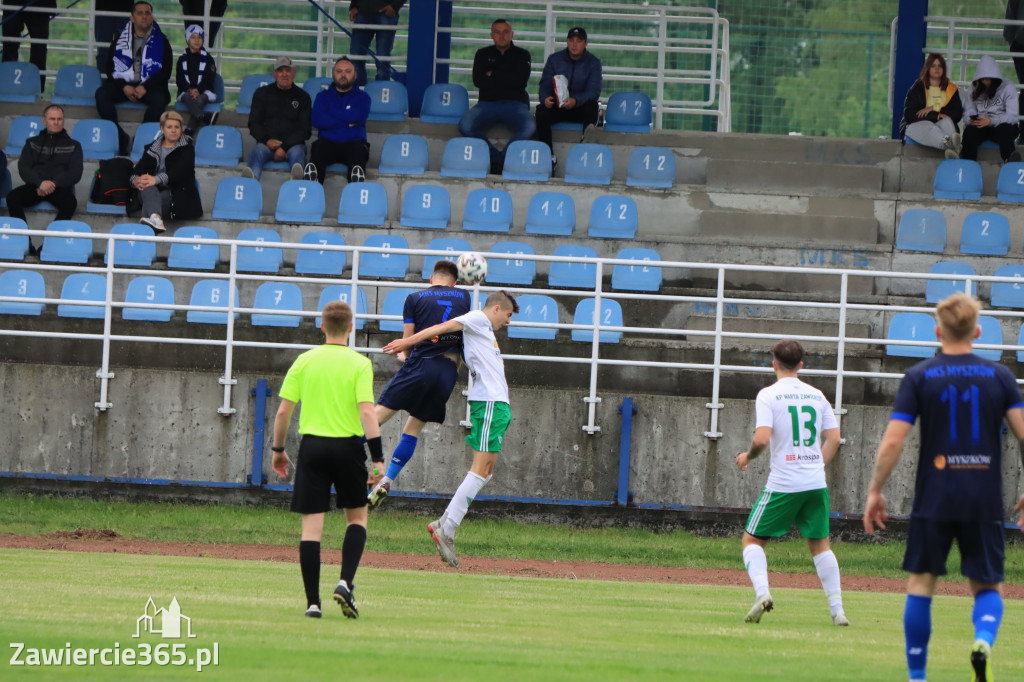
[271,300,384,619]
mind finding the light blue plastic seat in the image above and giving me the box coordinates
[549,245,598,289]
[301,77,332,99]
[168,226,220,270]
[360,234,409,279]
[420,83,469,124]
[175,73,224,115]
[57,273,107,319]
[0,217,30,261]
[626,146,676,188]
[275,180,325,223]
[487,241,535,285]
[572,298,624,343]
[991,265,1024,309]
[508,294,559,340]
[525,192,575,236]
[296,232,346,276]
[40,220,93,264]
[924,261,975,304]
[400,184,450,229]
[236,228,283,273]
[0,62,40,103]
[588,196,638,239]
[187,280,240,324]
[976,315,1004,361]
[104,223,156,267]
[563,143,614,185]
[379,134,429,175]
[365,81,408,121]
[1017,324,1024,363]
[236,74,274,115]
[123,276,175,322]
[421,237,471,279]
[338,181,389,226]
[896,209,946,253]
[440,137,489,179]
[997,162,1024,202]
[462,188,512,232]
[503,140,552,181]
[612,248,662,292]
[934,159,982,200]
[251,282,304,327]
[130,121,163,162]
[194,126,243,166]
[885,312,938,357]
[0,270,45,315]
[212,177,262,221]
[71,119,120,160]
[5,115,42,155]
[315,286,368,329]
[380,288,418,331]
[959,212,1010,255]
[604,92,652,133]
[85,174,129,215]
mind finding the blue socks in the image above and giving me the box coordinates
[385,434,418,481]
[972,589,1003,647]
[904,594,932,681]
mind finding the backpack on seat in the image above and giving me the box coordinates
[90,157,134,205]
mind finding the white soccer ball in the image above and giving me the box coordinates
[456,252,488,285]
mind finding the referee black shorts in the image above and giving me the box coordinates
[290,434,368,513]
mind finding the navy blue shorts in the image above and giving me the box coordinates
[902,517,1005,584]
[290,435,367,513]
[377,356,458,424]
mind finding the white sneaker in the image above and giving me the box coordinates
[303,163,317,182]
[428,520,458,568]
[304,603,321,618]
[290,163,304,180]
[832,612,850,626]
[349,165,365,183]
[140,213,165,234]
[241,165,255,179]
[744,594,773,623]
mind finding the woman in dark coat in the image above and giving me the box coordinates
[130,110,203,233]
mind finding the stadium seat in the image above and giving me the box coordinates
[997,162,1024,202]
[885,312,937,358]
[462,188,512,232]
[604,92,652,133]
[365,81,408,121]
[0,61,40,102]
[302,77,332,99]
[0,217,30,261]
[612,248,662,292]
[487,241,535,285]
[295,232,346,276]
[168,226,219,270]
[991,264,1024,309]
[360,234,410,278]
[503,140,552,181]
[959,212,1010,255]
[626,147,676,188]
[71,119,120,160]
[194,126,243,166]
[5,114,41,155]
[315,285,368,329]
[975,315,1004,361]
[400,184,450,229]
[933,159,982,200]
[52,67,104,106]
[175,73,225,115]
[549,244,598,289]
[378,134,429,175]
[380,287,418,331]
[235,74,274,115]
[275,180,325,223]
[104,223,156,267]
[251,282,304,327]
[924,261,975,304]
[525,192,576,236]
[419,83,469,124]
[895,209,946,253]
[1017,324,1024,363]
[85,174,129,216]
[123,276,175,322]
[563,143,614,185]
[40,220,93,264]
[440,137,490,179]
[57,273,107,319]
[236,228,283,273]
[212,177,262,221]
[508,294,559,340]
[338,181,389,226]
[588,196,638,239]
[571,298,624,343]
[130,121,163,162]
[0,269,45,315]
[421,237,471,279]
[186,279,240,324]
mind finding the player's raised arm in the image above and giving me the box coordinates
[863,419,913,534]
[383,318,465,355]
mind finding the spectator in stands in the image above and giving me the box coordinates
[95,1,174,156]
[6,104,83,256]
[129,110,202,234]
[310,56,371,184]
[95,1,134,70]
[242,56,311,181]
[175,24,218,135]
[535,27,602,168]
[1004,0,1024,142]
[457,18,534,175]
[348,0,404,86]
[2,0,55,91]
[900,53,963,159]
[960,55,1021,163]
[179,0,227,46]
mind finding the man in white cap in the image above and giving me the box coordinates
[243,56,312,180]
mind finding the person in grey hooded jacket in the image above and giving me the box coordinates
[960,55,1020,162]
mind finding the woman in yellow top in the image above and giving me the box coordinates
[901,53,964,158]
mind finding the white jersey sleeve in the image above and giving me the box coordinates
[759,377,834,493]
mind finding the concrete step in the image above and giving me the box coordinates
[706,158,884,194]
[700,209,881,244]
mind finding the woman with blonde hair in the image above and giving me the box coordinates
[129,110,203,233]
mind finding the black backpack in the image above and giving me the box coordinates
[90,157,134,205]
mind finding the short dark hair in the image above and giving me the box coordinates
[321,300,353,336]
[772,339,803,370]
[492,18,511,28]
[42,103,64,117]
[132,1,153,11]
[433,260,458,282]
[486,290,518,314]
[334,56,355,68]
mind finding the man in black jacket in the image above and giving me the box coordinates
[242,56,312,180]
[6,105,84,255]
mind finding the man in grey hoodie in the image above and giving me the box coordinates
[959,55,1021,163]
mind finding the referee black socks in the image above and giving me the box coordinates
[340,524,367,587]
[299,540,321,607]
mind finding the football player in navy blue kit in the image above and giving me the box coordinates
[864,293,1024,682]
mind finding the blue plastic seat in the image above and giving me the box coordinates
[991,264,1024,309]
[895,209,946,253]
[549,245,598,289]
[508,294,559,340]
[315,286,368,329]
[525,192,576,236]
[104,223,156,267]
[933,159,982,200]
[252,282,304,327]
[123,276,175,322]
[572,298,624,343]
[212,177,262,221]
[0,217,30,261]
[40,220,93,264]
[924,261,975,304]
[365,81,408,121]
[186,279,240,324]
[71,119,120,160]
[338,181,389,226]
[168,226,220,270]
[380,287,418,331]
[295,231,346,276]
[0,62,40,103]
[420,83,469,124]
[588,196,638,239]
[85,174,129,215]
[421,237,471,279]
[235,74,274,115]
[275,180,325,223]
[175,73,225,115]
[959,212,1010,255]
[612,248,662,292]
[885,312,937,358]
[627,146,676,188]
[400,184,450,229]
[440,137,489,179]
[563,143,614,185]
[997,162,1024,202]
[5,115,42,155]
[236,228,283,273]
[976,315,1004,361]
[194,125,243,166]
[57,273,107,319]
[302,77,332,99]
[487,241,535,285]
[503,141,552,181]
[379,134,429,175]
[1017,324,1024,363]
[130,121,163,162]
[604,92,652,133]
[0,270,45,315]
[463,188,512,232]
[360,234,410,279]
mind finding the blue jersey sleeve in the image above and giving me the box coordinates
[891,370,919,424]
